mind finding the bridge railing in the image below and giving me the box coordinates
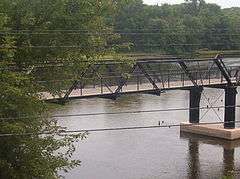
[68,67,239,93]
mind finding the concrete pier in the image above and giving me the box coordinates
[180,122,240,140]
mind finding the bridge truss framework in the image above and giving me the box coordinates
[44,55,240,129]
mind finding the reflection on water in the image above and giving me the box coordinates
[223,148,235,177]
[181,132,240,179]
[187,136,200,179]
[54,88,240,179]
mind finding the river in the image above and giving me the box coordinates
[52,58,240,179]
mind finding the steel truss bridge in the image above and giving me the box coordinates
[43,55,240,129]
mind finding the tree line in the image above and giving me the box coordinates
[112,0,240,54]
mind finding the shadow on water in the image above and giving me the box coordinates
[181,132,240,179]
[104,94,143,109]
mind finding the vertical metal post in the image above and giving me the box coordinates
[168,70,170,88]
[181,73,183,86]
[208,70,211,84]
[189,87,203,123]
[182,73,185,87]
[137,75,140,91]
[195,71,198,85]
[93,79,95,88]
[161,75,165,89]
[199,70,203,85]
[100,78,103,94]
[183,73,185,86]
[224,87,237,129]
[80,82,83,96]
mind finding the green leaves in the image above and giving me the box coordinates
[113,0,240,55]
[0,0,114,178]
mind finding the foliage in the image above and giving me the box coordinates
[0,0,115,178]
[112,0,240,55]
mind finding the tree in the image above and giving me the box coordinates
[0,0,115,178]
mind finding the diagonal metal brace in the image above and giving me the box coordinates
[219,58,231,77]
[145,63,165,88]
[62,64,105,103]
[62,64,93,103]
[63,80,79,101]
[234,68,240,78]
[137,62,161,95]
[214,55,233,86]
[178,60,198,87]
[114,64,137,96]
[234,67,240,83]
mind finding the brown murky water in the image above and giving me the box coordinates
[53,87,240,179]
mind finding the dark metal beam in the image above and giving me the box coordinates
[214,55,232,86]
[61,80,79,103]
[64,64,116,101]
[113,64,137,98]
[137,62,161,96]
[145,63,165,88]
[178,61,198,87]
[62,64,92,103]
[224,86,237,129]
[220,59,232,77]
[189,87,203,123]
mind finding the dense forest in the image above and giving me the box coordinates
[112,0,240,54]
[0,0,239,178]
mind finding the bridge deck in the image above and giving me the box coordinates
[43,77,237,101]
